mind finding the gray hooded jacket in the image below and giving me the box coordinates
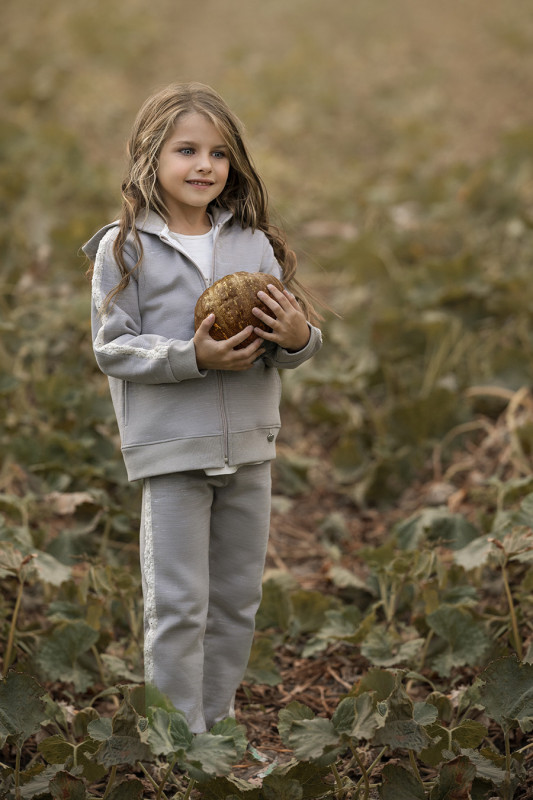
[83,208,322,481]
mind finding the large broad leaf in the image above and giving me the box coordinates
[36,621,100,692]
[419,719,487,767]
[38,734,106,781]
[379,764,426,799]
[373,718,432,752]
[281,717,343,766]
[244,636,282,686]
[106,778,145,800]
[332,693,387,741]
[210,718,248,760]
[429,756,476,800]
[90,699,152,767]
[395,508,479,551]
[267,759,332,800]
[361,628,424,667]
[278,702,315,743]
[182,732,240,782]
[278,702,342,765]
[49,770,87,800]
[0,672,47,748]
[477,656,533,733]
[427,605,490,676]
[147,707,193,757]
[262,775,303,800]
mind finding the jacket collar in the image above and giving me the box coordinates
[136,207,233,235]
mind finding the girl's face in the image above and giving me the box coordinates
[157,112,230,225]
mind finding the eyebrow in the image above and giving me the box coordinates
[172,139,228,150]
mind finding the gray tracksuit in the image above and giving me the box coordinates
[84,208,322,481]
[83,208,322,731]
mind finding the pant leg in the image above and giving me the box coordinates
[140,472,213,733]
[202,462,272,728]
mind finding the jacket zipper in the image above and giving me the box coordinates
[160,223,230,465]
[211,223,230,465]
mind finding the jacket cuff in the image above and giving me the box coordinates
[276,323,322,364]
[168,340,207,381]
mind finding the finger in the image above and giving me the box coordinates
[253,326,277,342]
[252,305,277,325]
[198,313,215,333]
[225,325,255,347]
[256,289,283,314]
[266,283,292,309]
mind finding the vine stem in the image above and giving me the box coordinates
[350,746,370,800]
[409,749,422,784]
[504,729,512,800]
[101,765,117,800]
[137,762,169,800]
[331,762,344,798]
[501,557,522,660]
[4,574,25,674]
[181,777,196,800]
[156,755,178,800]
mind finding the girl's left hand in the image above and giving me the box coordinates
[252,284,310,352]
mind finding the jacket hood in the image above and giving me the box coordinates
[82,207,234,261]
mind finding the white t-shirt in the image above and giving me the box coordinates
[169,226,240,476]
[168,227,214,282]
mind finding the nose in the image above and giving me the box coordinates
[196,151,213,172]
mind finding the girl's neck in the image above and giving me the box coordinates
[167,208,212,236]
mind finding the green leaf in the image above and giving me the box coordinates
[262,775,303,800]
[94,699,152,767]
[282,716,342,765]
[49,770,87,800]
[429,755,476,799]
[33,551,72,587]
[245,636,282,686]
[255,571,297,630]
[413,702,438,726]
[427,605,490,676]
[267,759,332,799]
[379,764,426,799]
[183,732,240,781]
[210,718,248,760]
[107,778,145,800]
[87,717,113,741]
[36,621,100,692]
[373,718,432,752]
[452,719,487,749]
[332,693,386,741]
[289,589,336,636]
[199,774,261,798]
[353,667,397,701]
[147,707,192,757]
[38,734,106,781]
[453,536,492,570]
[477,656,533,733]
[361,628,424,667]
[278,702,314,744]
[0,672,47,748]
[395,508,479,551]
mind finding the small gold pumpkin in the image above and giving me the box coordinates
[194,272,284,349]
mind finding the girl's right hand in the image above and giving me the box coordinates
[194,314,265,371]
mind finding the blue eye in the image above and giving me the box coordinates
[212,151,226,159]
[180,148,194,155]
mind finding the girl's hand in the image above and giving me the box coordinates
[252,284,310,352]
[194,314,266,371]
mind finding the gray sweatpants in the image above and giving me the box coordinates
[139,462,271,733]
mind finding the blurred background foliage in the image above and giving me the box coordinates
[2,0,533,522]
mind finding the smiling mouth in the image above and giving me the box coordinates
[187,180,214,186]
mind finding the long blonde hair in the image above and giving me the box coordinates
[97,82,319,321]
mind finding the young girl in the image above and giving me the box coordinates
[83,82,322,734]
